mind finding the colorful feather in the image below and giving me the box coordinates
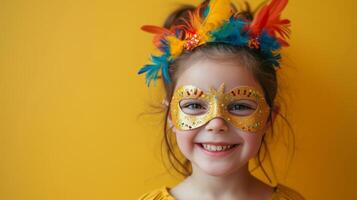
[141,25,172,49]
[138,53,171,86]
[199,0,232,43]
[180,4,203,34]
[166,36,185,59]
[138,0,292,86]
[249,0,291,46]
[210,16,249,46]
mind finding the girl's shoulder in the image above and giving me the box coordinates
[137,183,305,200]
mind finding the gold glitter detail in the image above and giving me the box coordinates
[170,84,270,133]
[184,33,200,51]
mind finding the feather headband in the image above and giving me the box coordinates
[138,0,291,86]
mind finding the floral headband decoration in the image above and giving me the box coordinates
[138,0,291,86]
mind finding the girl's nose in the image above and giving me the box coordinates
[205,117,228,133]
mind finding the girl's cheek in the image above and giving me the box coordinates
[174,130,198,159]
[240,132,264,157]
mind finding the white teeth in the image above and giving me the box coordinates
[202,144,235,152]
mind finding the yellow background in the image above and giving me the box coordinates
[0,0,356,199]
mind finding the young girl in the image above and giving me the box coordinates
[137,0,305,199]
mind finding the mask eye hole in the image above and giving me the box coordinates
[179,99,207,115]
[227,100,257,116]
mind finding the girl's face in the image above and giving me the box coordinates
[169,58,271,176]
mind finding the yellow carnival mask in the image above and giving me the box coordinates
[170,84,270,133]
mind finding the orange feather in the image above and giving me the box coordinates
[250,0,291,46]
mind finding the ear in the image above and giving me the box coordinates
[163,99,176,133]
[264,104,280,132]
[167,111,178,133]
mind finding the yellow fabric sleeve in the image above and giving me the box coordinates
[138,184,305,200]
[138,186,175,200]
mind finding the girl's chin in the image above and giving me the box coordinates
[202,169,234,177]
[196,163,237,177]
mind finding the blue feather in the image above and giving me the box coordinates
[259,31,281,53]
[210,18,249,46]
[138,53,172,86]
[203,6,209,18]
[158,38,170,53]
[258,31,282,68]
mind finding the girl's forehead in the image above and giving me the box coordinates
[175,59,262,92]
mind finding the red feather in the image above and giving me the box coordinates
[141,25,172,48]
[250,0,291,46]
[141,25,171,34]
[140,2,205,49]
[141,25,186,48]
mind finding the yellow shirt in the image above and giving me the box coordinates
[138,183,305,200]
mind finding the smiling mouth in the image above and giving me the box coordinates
[197,143,240,152]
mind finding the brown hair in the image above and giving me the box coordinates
[153,0,295,184]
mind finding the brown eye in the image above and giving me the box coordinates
[227,101,257,116]
[179,100,207,115]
